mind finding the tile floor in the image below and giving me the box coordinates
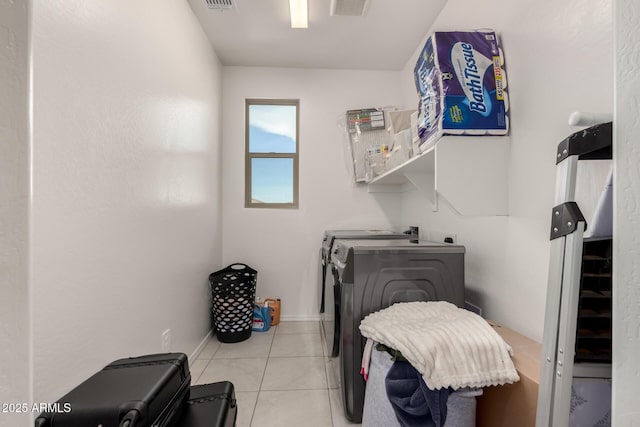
[191,321,360,427]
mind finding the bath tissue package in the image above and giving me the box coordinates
[414,30,509,150]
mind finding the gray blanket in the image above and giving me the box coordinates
[386,360,450,427]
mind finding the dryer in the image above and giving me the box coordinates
[319,230,409,358]
[328,239,465,423]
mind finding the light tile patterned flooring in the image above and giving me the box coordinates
[192,321,360,427]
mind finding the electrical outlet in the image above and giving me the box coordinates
[161,329,171,352]
[424,229,457,244]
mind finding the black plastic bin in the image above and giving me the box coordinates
[209,263,257,343]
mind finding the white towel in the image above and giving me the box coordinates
[359,301,519,390]
[360,338,374,380]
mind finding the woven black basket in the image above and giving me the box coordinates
[208,263,257,343]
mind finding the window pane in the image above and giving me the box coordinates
[251,158,294,204]
[248,104,297,153]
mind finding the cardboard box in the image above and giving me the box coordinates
[476,321,541,427]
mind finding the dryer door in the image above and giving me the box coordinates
[319,248,326,314]
[320,263,341,358]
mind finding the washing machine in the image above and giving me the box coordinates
[327,238,465,423]
[319,230,410,357]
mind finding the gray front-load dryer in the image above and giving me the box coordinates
[319,230,409,358]
[329,239,465,423]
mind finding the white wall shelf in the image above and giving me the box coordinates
[367,135,510,216]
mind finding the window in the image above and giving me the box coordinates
[245,99,299,208]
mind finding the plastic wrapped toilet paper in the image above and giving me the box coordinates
[414,30,509,151]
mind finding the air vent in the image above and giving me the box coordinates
[205,0,235,11]
[330,0,369,16]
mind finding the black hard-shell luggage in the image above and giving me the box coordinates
[34,353,191,427]
[181,382,237,427]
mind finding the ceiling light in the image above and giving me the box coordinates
[289,0,308,29]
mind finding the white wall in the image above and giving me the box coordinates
[222,67,404,319]
[31,0,223,403]
[613,0,640,423]
[398,0,613,341]
[0,1,31,426]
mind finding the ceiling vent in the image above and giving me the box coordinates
[205,0,236,11]
[330,0,370,16]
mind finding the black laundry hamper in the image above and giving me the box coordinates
[209,263,257,343]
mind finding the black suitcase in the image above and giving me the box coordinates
[180,382,237,427]
[34,353,191,427]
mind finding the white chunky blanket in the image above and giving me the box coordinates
[359,301,519,390]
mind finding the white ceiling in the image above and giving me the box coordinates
[187,0,446,70]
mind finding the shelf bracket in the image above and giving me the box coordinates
[404,172,437,211]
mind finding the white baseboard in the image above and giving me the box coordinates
[190,328,213,361]
[280,314,321,322]
[190,316,320,358]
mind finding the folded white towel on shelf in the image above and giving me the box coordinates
[359,301,519,390]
